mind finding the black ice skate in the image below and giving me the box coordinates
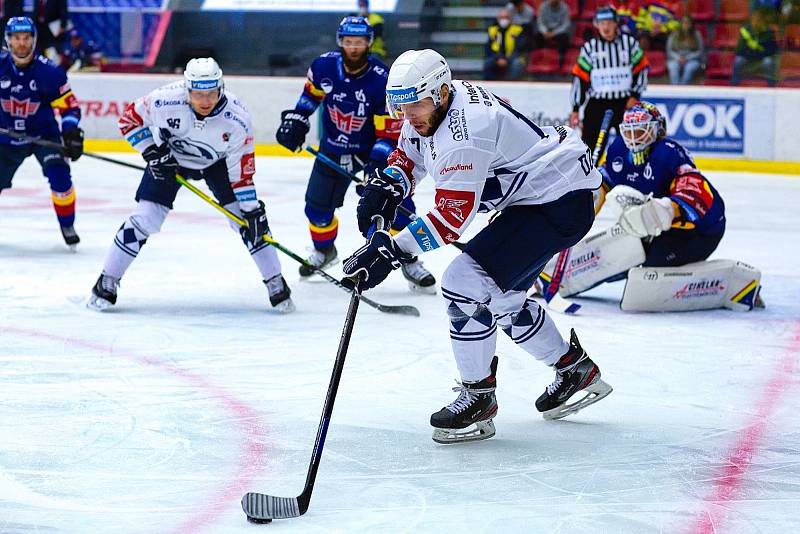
[401,257,436,294]
[535,329,612,420]
[264,275,295,313]
[299,245,338,277]
[60,225,80,251]
[430,356,498,444]
[87,274,119,311]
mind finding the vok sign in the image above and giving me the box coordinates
[649,97,744,154]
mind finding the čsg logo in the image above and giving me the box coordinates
[654,101,743,138]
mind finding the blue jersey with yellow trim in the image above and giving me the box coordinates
[295,51,400,157]
[0,52,81,145]
[602,135,725,234]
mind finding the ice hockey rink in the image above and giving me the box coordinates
[1,154,798,534]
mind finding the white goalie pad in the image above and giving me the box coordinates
[621,259,762,312]
[542,224,646,297]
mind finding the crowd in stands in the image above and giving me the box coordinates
[483,0,800,87]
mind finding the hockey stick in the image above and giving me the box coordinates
[539,109,614,313]
[305,145,469,252]
[0,128,421,317]
[241,218,381,523]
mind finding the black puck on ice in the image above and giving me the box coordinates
[246,515,273,524]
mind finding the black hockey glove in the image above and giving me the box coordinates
[62,127,84,161]
[142,143,178,181]
[276,110,310,152]
[356,169,405,237]
[341,230,412,290]
[241,200,270,245]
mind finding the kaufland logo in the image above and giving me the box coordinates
[439,163,473,175]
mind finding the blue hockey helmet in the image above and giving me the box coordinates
[336,16,373,47]
[594,6,618,23]
[5,17,37,60]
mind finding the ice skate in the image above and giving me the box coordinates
[431,356,498,444]
[264,275,295,313]
[87,274,119,311]
[60,225,80,252]
[536,329,612,420]
[299,245,338,277]
[401,257,436,294]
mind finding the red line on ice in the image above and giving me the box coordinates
[3,327,268,533]
[690,324,800,534]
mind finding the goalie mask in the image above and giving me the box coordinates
[619,101,666,166]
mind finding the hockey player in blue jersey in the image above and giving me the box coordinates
[0,17,84,249]
[544,101,760,312]
[275,16,436,292]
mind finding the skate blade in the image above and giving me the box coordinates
[66,243,78,253]
[542,379,612,421]
[271,298,296,314]
[407,280,437,295]
[86,295,114,312]
[432,419,495,444]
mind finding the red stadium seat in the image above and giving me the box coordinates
[712,23,741,49]
[647,50,666,77]
[527,48,561,75]
[719,0,749,22]
[686,0,715,21]
[581,0,599,20]
[572,21,594,47]
[705,51,736,78]
[781,51,800,79]
[785,25,800,51]
[565,0,580,19]
[695,23,709,46]
[561,47,580,75]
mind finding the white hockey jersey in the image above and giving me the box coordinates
[388,79,602,256]
[118,81,258,209]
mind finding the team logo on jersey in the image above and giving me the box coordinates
[320,78,334,94]
[434,189,475,228]
[1,97,41,118]
[0,78,10,89]
[29,80,37,91]
[612,157,624,173]
[328,105,366,134]
[167,137,220,160]
[644,163,654,180]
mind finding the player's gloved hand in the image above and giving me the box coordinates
[276,110,310,152]
[618,197,675,238]
[341,230,412,290]
[356,169,405,237]
[241,200,270,245]
[142,143,178,181]
[62,127,84,161]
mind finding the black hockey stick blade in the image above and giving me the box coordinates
[242,492,307,522]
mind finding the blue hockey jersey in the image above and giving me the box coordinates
[0,51,81,146]
[294,51,401,159]
[601,135,725,234]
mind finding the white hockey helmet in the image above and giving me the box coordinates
[184,57,224,93]
[385,49,451,119]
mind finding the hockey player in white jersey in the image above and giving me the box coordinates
[88,58,294,313]
[342,49,612,443]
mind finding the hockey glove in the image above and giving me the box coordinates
[142,143,178,181]
[342,230,412,290]
[356,169,405,237]
[241,200,270,245]
[618,197,675,238]
[62,127,84,161]
[276,110,310,152]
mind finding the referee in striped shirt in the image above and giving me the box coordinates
[569,6,649,150]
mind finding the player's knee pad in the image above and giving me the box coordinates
[43,160,72,193]
[546,224,646,297]
[621,259,762,312]
[304,204,334,228]
[129,200,169,236]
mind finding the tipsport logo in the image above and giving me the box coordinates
[387,87,418,105]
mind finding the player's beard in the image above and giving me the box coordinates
[11,43,34,64]
[342,49,369,74]
[414,101,450,137]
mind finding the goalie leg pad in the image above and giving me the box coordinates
[621,259,762,312]
[548,224,646,297]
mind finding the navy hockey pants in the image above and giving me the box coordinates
[465,189,596,292]
[643,225,725,267]
[135,159,235,209]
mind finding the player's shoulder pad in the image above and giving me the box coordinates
[149,81,187,107]
[368,56,389,78]
[220,98,251,133]
[652,137,692,164]
[34,55,67,80]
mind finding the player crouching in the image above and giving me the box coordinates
[541,101,763,312]
[88,58,294,313]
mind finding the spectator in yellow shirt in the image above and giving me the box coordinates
[484,8,526,80]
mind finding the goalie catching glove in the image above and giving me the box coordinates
[356,169,405,237]
[341,230,412,290]
[241,200,270,245]
[618,196,675,238]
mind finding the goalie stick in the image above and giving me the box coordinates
[241,218,382,523]
[540,109,614,313]
[0,129,421,317]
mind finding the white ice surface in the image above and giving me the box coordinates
[1,154,799,534]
